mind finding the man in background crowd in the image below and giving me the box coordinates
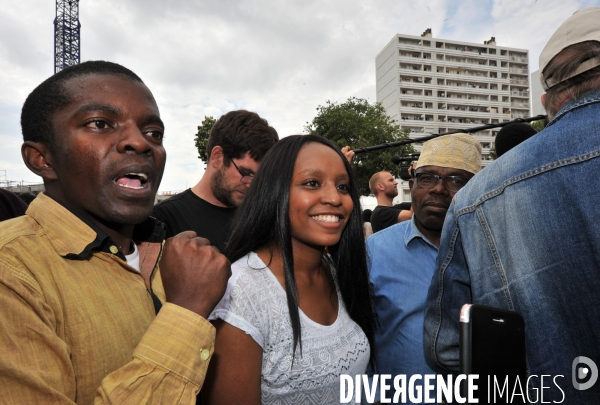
[152,110,278,251]
[362,208,373,238]
[494,122,537,157]
[424,8,600,403]
[366,133,481,403]
[0,188,28,221]
[368,171,412,233]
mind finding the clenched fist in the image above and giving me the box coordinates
[159,231,231,318]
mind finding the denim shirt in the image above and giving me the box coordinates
[366,217,438,403]
[424,90,600,404]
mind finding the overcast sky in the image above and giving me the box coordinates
[1,0,598,192]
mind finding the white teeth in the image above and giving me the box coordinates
[311,215,341,223]
[118,184,144,190]
[127,173,148,181]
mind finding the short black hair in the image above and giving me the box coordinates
[207,110,279,164]
[17,192,37,205]
[21,61,143,152]
[495,123,537,157]
[362,209,372,222]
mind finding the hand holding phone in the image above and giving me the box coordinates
[460,304,527,404]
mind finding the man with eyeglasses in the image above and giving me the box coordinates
[152,110,278,251]
[364,133,481,403]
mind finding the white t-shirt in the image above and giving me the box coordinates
[125,243,140,272]
[210,252,370,405]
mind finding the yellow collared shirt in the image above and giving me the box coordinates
[0,194,215,404]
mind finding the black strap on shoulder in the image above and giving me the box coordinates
[150,291,163,314]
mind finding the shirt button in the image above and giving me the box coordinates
[109,245,119,254]
[200,349,210,361]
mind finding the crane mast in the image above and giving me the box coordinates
[54,0,80,73]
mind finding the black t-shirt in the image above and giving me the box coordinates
[370,204,407,233]
[0,188,28,221]
[151,189,236,252]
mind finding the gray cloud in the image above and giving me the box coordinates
[0,0,594,191]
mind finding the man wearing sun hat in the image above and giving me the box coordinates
[424,7,600,404]
[365,133,481,403]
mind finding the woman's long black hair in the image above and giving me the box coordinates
[225,135,374,360]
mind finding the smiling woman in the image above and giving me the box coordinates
[202,135,374,405]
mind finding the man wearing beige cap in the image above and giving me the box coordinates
[424,7,600,403]
[364,133,481,403]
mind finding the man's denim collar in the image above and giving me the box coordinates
[549,89,600,128]
[404,215,439,251]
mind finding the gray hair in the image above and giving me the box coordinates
[543,41,600,120]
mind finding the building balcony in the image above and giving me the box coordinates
[446,104,491,112]
[399,117,437,126]
[477,135,497,143]
[438,84,508,96]
[435,97,503,106]
[508,56,529,63]
[399,106,429,114]
[437,71,506,82]
[509,69,529,76]
[397,55,433,65]
[397,91,425,98]
[429,59,507,72]
[397,43,427,52]
[509,79,529,86]
[510,91,530,98]
[400,96,510,109]
[441,118,495,126]
[403,70,512,85]
[430,46,496,61]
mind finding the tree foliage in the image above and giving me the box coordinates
[529,119,546,133]
[194,116,217,163]
[304,97,414,195]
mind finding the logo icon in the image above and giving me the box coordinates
[572,356,598,390]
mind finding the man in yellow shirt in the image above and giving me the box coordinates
[0,61,231,404]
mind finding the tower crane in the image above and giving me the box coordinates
[54,0,80,73]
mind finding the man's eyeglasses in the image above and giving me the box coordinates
[415,172,469,193]
[229,159,254,185]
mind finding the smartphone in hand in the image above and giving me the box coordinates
[460,304,527,404]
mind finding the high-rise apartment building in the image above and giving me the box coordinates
[376,29,531,178]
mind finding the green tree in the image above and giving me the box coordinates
[529,119,545,133]
[305,97,414,195]
[194,116,217,163]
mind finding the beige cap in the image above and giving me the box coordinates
[415,133,482,175]
[539,7,600,91]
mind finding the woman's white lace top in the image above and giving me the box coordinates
[210,252,370,404]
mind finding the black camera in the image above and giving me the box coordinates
[392,153,420,181]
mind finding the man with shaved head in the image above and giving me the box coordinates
[368,171,411,233]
